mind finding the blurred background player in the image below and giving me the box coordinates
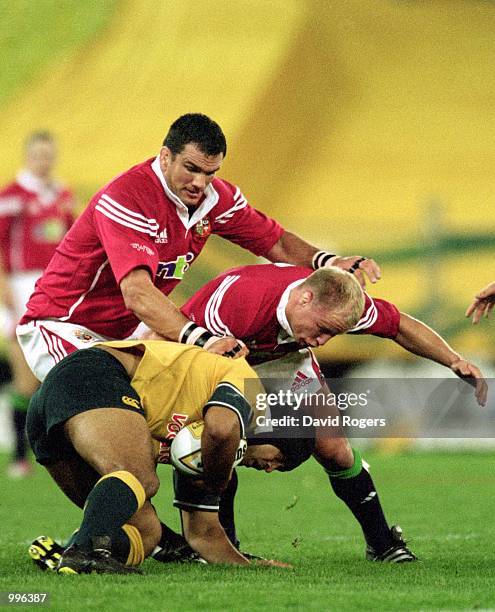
[0,131,75,478]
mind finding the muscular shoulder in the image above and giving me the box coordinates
[209,178,245,213]
[224,356,258,379]
[211,177,237,200]
[214,356,260,397]
[93,158,161,212]
[228,263,311,290]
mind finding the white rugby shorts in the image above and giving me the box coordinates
[252,349,323,395]
[16,320,115,382]
[252,349,324,434]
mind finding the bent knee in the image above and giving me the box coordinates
[135,471,159,499]
[314,437,354,469]
[101,468,159,500]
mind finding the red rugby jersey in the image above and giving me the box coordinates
[21,157,283,338]
[0,171,74,273]
[181,263,400,363]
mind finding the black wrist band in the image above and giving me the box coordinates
[180,322,197,343]
[194,330,214,347]
[313,251,337,270]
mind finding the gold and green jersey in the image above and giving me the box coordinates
[99,340,263,441]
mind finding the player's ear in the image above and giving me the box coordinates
[300,289,314,307]
[159,146,172,169]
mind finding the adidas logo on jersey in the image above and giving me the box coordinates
[155,228,168,244]
[291,371,313,392]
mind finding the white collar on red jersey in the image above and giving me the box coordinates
[16,170,60,205]
[276,278,305,340]
[151,156,220,231]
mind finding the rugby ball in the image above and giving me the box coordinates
[170,420,247,477]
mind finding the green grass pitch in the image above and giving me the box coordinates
[1,451,494,611]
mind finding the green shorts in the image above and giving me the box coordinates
[26,347,144,465]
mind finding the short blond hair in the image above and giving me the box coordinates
[301,267,364,328]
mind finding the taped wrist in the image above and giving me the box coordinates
[312,250,338,270]
[179,322,215,347]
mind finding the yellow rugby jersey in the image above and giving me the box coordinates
[99,340,263,442]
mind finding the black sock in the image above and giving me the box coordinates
[74,471,145,552]
[109,527,132,563]
[328,449,393,554]
[158,522,187,549]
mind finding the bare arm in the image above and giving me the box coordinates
[264,231,381,286]
[120,268,190,339]
[394,312,487,406]
[182,509,249,565]
[201,406,240,493]
[120,268,248,357]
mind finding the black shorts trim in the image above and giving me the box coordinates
[172,469,220,512]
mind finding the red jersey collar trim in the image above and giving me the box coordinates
[151,156,219,230]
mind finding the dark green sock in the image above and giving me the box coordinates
[74,475,141,552]
[327,449,393,554]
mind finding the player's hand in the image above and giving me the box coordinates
[205,336,249,359]
[252,558,293,569]
[329,256,381,288]
[450,359,488,407]
[465,281,495,324]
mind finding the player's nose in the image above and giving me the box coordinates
[191,173,206,190]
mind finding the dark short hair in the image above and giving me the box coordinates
[163,113,227,157]
[247,434,315,472]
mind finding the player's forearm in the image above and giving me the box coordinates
[394,312,461,368]
[265,231,318,267]
[120,269,190,340]
[202,411,240,493]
